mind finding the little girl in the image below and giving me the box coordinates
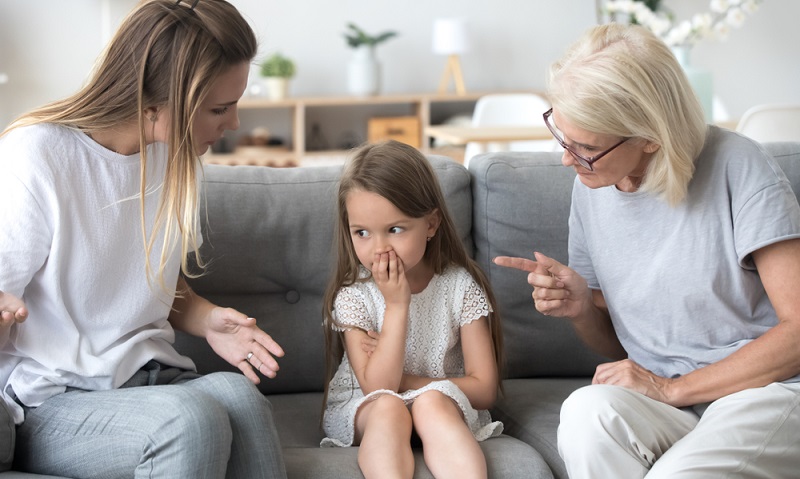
[320,140,504,479]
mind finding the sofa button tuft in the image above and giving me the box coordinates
[285,290,300,304]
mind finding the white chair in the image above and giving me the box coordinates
[736,104,800,142]
[463,93,556,167]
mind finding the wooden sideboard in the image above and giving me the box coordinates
[204,91,534,166]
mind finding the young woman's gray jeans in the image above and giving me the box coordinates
[0,400,13,472]
[13,362,287,479]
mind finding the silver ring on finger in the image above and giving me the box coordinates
[246,352,254,362]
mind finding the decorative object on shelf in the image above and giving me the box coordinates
[260,52,296,101]
[337,131,361,150]
[671,45,713,122]
[246,69,265,98]
[307,123,330,151]
[227,127,296,167]
[368,116,421,148]
[602,0,763,123]
[432,18,470,95]
[343,23,398,97]
[234,91,491,161]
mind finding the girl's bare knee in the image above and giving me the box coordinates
[355,394,411,443]
[367,395,410,424]
[411,390,462,431]
[413,390,458,413]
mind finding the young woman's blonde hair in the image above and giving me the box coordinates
[322,140,505,409]
[1,0,257,291]
[548,23,707,206]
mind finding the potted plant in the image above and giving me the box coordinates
[343,23,398,96]
[259,52,295,101]
[343,23,398,48]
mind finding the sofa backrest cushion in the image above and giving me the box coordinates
[180,155,473,395]
[470,152,607,378]
[469,141,800,379]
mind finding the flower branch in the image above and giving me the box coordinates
[603,0,763,47]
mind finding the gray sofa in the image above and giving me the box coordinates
[5,141,800,478]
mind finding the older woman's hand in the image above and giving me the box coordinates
[593,359,675,405]
[494,252,591,319]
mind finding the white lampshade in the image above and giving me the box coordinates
[432,18,469,55]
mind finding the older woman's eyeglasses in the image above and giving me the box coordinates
[543,108,627,171]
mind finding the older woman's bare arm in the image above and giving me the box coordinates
[663,238,800,405]
[594,238,800,407]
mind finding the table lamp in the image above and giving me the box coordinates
[432,18,469,95]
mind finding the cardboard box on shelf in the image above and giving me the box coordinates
[367,116,420,148]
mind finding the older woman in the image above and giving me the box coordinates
[496,24,800,478]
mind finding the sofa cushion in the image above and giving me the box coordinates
[268,392,555,479]
[0,400,12,472]
[469,152,607,379]
[181,156,474,395]
[491,378,591,479]
[0,474,67,478]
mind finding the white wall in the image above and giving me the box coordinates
[1,0,798,129]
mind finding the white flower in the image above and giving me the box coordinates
[713,20,731,40]
[710,0,730,13]
[741,0,760,14]
[725,7,747,26]
[650,17,672,36]
[617,0,637,13]
[692,13,713,30]
[603,0,763,47]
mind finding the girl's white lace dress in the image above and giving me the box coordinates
[321,265,503,447]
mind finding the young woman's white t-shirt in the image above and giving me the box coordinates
[0,123,196,424]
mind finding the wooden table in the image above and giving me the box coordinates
[426,121,741,146]
[424,125,553,145]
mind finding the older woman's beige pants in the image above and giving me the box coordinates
[558,383,800,478]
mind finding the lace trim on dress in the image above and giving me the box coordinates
[331,287,372,332]
[460,279,492,327]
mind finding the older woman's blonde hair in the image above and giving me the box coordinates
[3,0,257,291]
[548,23,707,206]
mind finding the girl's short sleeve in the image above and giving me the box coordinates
[459,278,491,327]
[331,286,374,332]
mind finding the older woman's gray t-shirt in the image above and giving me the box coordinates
[568,127,800,380]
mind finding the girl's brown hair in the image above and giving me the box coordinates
[2,0,257,290]
[322,140,504,408]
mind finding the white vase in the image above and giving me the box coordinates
[347,45,380,96]
[672,46,713,123]
[265,77,289,101]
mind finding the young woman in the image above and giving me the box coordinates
[0,1,286,477]
[321,140,504,479]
